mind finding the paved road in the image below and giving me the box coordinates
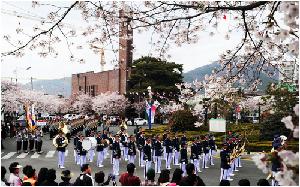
[2,125,269,186]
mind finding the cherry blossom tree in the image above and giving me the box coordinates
[72,93,93,114]
[92,92,128,115]
[2,1,298,89]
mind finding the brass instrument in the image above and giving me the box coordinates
[53,134,69,148]
[229,141,246,164]
[59,122,70,134]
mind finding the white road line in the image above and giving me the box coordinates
[16,152,29,159]
[2,152,17,159]
[45,151,56,158]
[31,152,40,159]
[65,150,68,157]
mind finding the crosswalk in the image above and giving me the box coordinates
[1,150,72,160]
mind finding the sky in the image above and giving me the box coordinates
[1,1,243,84]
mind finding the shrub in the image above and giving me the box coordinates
[259,113,292,141]
[169,110,198,132]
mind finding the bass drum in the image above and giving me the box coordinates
[82,139,92,151]
[88,137,97,149]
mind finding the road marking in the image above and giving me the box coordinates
[45,151,56,158]
[2,152,16,159]
[65,150,68,157]
[16,152,29,159]
[31,152,40,158]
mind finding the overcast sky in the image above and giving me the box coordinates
[1,1,243,84]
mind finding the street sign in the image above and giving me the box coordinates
[209,118,226,132]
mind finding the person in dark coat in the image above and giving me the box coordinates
[208,134,216,165]
[180,142,188,176]
[191,138,201,173]
[202,136,210,169]
[154,136,163,174]
[164,134,173,170]
[112,135,121,176]
[76,134,87,167]
[220,143,232,181]
[143,138,152,179]
[137,132,146,167]
[96,132,105,167]
[173,133,180,166]
[128,135,136,164]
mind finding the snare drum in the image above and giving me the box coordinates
[88,137,97,149]
[82,139,92,151]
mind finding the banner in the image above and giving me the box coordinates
[36,120,47,126]
[209,118,226,132]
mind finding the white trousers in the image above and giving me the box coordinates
[192,159,201,172]
[173,150,180,165]
[237,156,242,167]
[139,150,145,166]
[144,160,152,178]
[220,168,230,181]
[80,155,87,167]
[163,146,167,160]
[202,153,209,168]
[58,151,65,167]
[128,155,136,164]
[209,149,215,165]
[181,162,187,176]
[97,151,104,166]
[74,150,80,164]
[123,147,128,160]
[272,171,279,186]
[155,156,162,173]
[166,152,172,169]
[88,149,95,162]
[104,147,108,159]
[113,158,120,176]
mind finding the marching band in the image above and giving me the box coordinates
[15,123,249,183]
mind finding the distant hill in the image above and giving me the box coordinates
[183,61,279,93]
[23,77,71,97]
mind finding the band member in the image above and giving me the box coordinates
[190,138,201,173]
[180,142,188,176]
[128,135,137,164]
[102,130,109,159]
[120,129,128,161]
[154,136,163,174]
[74,132,80,164]
[271,135,283,186]
[35,128,43,154]
[196,136,203,171]
[28,130,35,152]
[162,133,167,160]
[22,128,29,153]
[88,131,96,162]
[165,134,173,169]
[108,132,114,164]
[137,132,146,167]
[236,136,242,168]
[55,130,68,169]
[151,135,157,161]
[208,134,216,165]
[173,133,180,166]
[202,136,210,169]
[16,129,22,154]
[76,134,87,166]
[96,132,104,167]
[227,138,236,176]
[112,135,121,176]
[220,143,232,181]
[143,138,152,178]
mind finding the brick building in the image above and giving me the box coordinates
[71,10,133,96]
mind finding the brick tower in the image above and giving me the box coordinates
[118,9,133,94]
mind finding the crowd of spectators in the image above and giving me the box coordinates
[1,162,271,186]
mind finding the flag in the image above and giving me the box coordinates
[25,105,32,129]
[31,104,36,128]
